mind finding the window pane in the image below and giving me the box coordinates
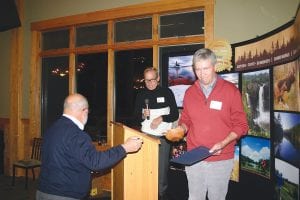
[115,17,152,42]
[160,11,204,38]
[41,56,69,133]
[76,23,107,47]
[42,29,69,50]
[115,49,153,127]
[76,53,108,141]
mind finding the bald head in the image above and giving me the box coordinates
[63,93,89,125]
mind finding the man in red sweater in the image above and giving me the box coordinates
[168,48,248,200]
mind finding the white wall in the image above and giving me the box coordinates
[215,0,299,43]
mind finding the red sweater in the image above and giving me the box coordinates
[179,77,248,161]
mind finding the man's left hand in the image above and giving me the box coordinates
[150,116,163,129]
[209,142,224,155]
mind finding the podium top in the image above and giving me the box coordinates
[111,121,161,144]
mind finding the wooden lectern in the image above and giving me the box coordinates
[112,122,160,200]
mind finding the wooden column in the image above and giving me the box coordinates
[7,0,24,176]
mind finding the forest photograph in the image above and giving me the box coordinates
[275,158,299,200]
[242,69,270,138]
[274,112,300,167]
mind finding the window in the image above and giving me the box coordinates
[32,0,214,140]
[76,53,108,141]
[76,23,107,46]
[115,49,153,127]
[42,29,69,50]
[41,56,69,132]
[115,17,152,42]
[160,11,204,38]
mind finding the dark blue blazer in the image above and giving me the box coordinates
[38,116,126,199]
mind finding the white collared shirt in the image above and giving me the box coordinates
[63,114,84,130]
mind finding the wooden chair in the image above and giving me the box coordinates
[12,137,42,189]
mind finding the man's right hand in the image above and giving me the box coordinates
[122,137,143,153]
[165,126,185,142]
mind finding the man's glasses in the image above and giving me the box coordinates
[144,78,157,83]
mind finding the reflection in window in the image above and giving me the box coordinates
[41,56,69,133]
[42,29,69,50]
[115,17,152,42]
[159,44,204,88]
[76,53,108,141]
[115,49,153,127]
[76,23,107,46]
[160,11,204,38]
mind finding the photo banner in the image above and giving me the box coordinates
[234,20,299,71]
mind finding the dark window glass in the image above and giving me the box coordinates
[76,23,107,46]
[160,11,204,38]
[115,17,152,42]
[115,49,152,127]
[42,29,69,50]
[76,53,108,141]
[41,56,69,133]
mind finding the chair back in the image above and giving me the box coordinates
[31,138,42,161]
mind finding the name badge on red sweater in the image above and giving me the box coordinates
[210,100,222,110]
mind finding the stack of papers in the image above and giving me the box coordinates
[170,146,212,166]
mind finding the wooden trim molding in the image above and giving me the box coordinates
[31,0,212,31]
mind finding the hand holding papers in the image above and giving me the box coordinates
[141,107,172,136]
[170,146,213,166]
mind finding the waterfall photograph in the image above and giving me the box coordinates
[242,69,270,138]
[274,112,300,168]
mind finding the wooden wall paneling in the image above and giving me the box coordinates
[8,0,24,176]
[204,0,214,44]
[107,48,114,144]
[29,31,42,149]
[0,117,9,174]
[152,14,159,70]
[152,14,159,42]
[0,118,9,131]
[107,20,114,144]
[69,27,76,93]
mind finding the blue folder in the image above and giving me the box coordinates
[170,146,213,166]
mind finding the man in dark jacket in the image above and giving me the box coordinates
[134,67,179,200]
[36,93,143,200]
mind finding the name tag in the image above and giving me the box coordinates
[210,100,222,110]
[157,97,165,103]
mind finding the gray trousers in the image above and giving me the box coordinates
[36,190,80,200]
[186,159,234,200]
[158,137,171,197]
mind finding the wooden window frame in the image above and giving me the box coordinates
[29,0,214,142]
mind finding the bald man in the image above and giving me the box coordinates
[37,93,143,200]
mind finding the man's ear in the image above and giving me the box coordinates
[157,76,160,82]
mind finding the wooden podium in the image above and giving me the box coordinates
[112,122,160,200]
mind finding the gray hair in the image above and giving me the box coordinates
[144,67,158,79]
[192,48,217,69]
